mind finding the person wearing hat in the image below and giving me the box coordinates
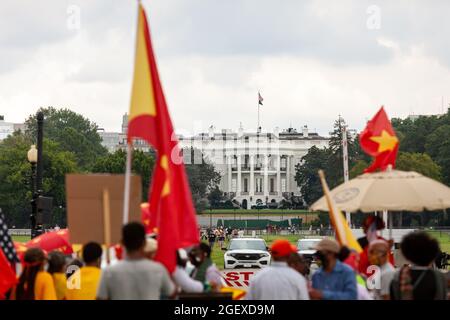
[246,239,309,300]
[310,238,357,300]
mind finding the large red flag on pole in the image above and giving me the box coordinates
[125,3,199,272]
[359,106,399,173]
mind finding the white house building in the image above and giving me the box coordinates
[178,125,329,209]
[98,114,329,209]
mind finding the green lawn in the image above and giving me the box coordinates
[426,230,450,252]
[11,235,30,243]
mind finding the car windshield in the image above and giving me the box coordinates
[297,240,320,251]
[229,240,267,251]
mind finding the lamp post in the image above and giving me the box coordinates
[27,145,38,239]
[28,111,45,239]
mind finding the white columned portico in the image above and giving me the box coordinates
[276,154,281,196]
[286,155,290,194]
[227,155,232,193]
[237,154,242,195]
[263,154,269,199]
[249,155,255,198]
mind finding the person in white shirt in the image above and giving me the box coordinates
[246,239,309,300]
[367,239,395,300]
[173,249,203,293]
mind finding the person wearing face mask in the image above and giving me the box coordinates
[188,243,222,290]
[310,238,357,300]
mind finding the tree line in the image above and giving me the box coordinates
[295,109,450,227]
[0,107,220,228]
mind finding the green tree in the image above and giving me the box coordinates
[396,152,442,181]
[184,148,221,213]
[294,146,331,206]
[425,124,450,184]
[91,149,155,200]
[0,132,78,227]
[25,107,107,169]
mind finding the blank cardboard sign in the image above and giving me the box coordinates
[66,174,142,245]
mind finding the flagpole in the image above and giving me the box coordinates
[123,143,133,225]
[341,122,351,225]
[257,101,260,133]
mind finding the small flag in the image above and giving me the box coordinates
[0,213,19,267]
[318,170,362,253]
[0,249,17,299]
[258,92,263,106]
[359,107,399,173]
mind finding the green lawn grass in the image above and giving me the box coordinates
[11,235,30,243]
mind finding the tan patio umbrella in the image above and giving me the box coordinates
[311,169,450,213]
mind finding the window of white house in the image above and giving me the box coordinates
[281,178,286,192]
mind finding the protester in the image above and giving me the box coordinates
[66,242,103,300]
[358,216,394,276]
[338,247,372,300]
[144,237,158,260]
[217,228,225,249]
[390,232,447,300]
[96,222,175,300]
[246,239,309,300]
[66,258,83,279]
[189,243,222,290]
[207,229,216,248]
[47,251,67,300]
[310,238,357,300]
[367,240,395,300]
[12,248,57,300]
[287,251,310,279]
[173,249,204,293]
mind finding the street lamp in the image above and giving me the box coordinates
[28,145,38,239]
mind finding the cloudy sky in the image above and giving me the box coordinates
[1,0,449,136]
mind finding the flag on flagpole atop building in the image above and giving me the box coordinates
[258,91,263,106]
[125,3,199,272]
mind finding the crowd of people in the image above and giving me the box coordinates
[247,217,449,300]
[2,217,449,300]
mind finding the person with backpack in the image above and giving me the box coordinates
[390,231,447,300]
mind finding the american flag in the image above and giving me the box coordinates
[258,91,263,106]
[0,212,19,266]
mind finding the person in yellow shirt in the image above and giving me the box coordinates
[47,251,68,300]
[65,242,102,300]
[12,248,57,300]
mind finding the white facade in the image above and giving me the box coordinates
[178,126,329,209]
[0,116,25,141]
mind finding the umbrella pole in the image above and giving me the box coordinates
[388,211,393,240]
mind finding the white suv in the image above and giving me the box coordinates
[296,238,322,262]
[223,238,271,269]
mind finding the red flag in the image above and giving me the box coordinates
[127,4,199,272]
[359,107,399,173]
[0,249,17,299]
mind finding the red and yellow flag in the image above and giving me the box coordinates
[127,4,199,272]
[359,106,399,173]
[318,170,362,253]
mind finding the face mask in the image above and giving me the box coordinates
[316,251,329,269]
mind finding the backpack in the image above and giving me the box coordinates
[390,266,447,300]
